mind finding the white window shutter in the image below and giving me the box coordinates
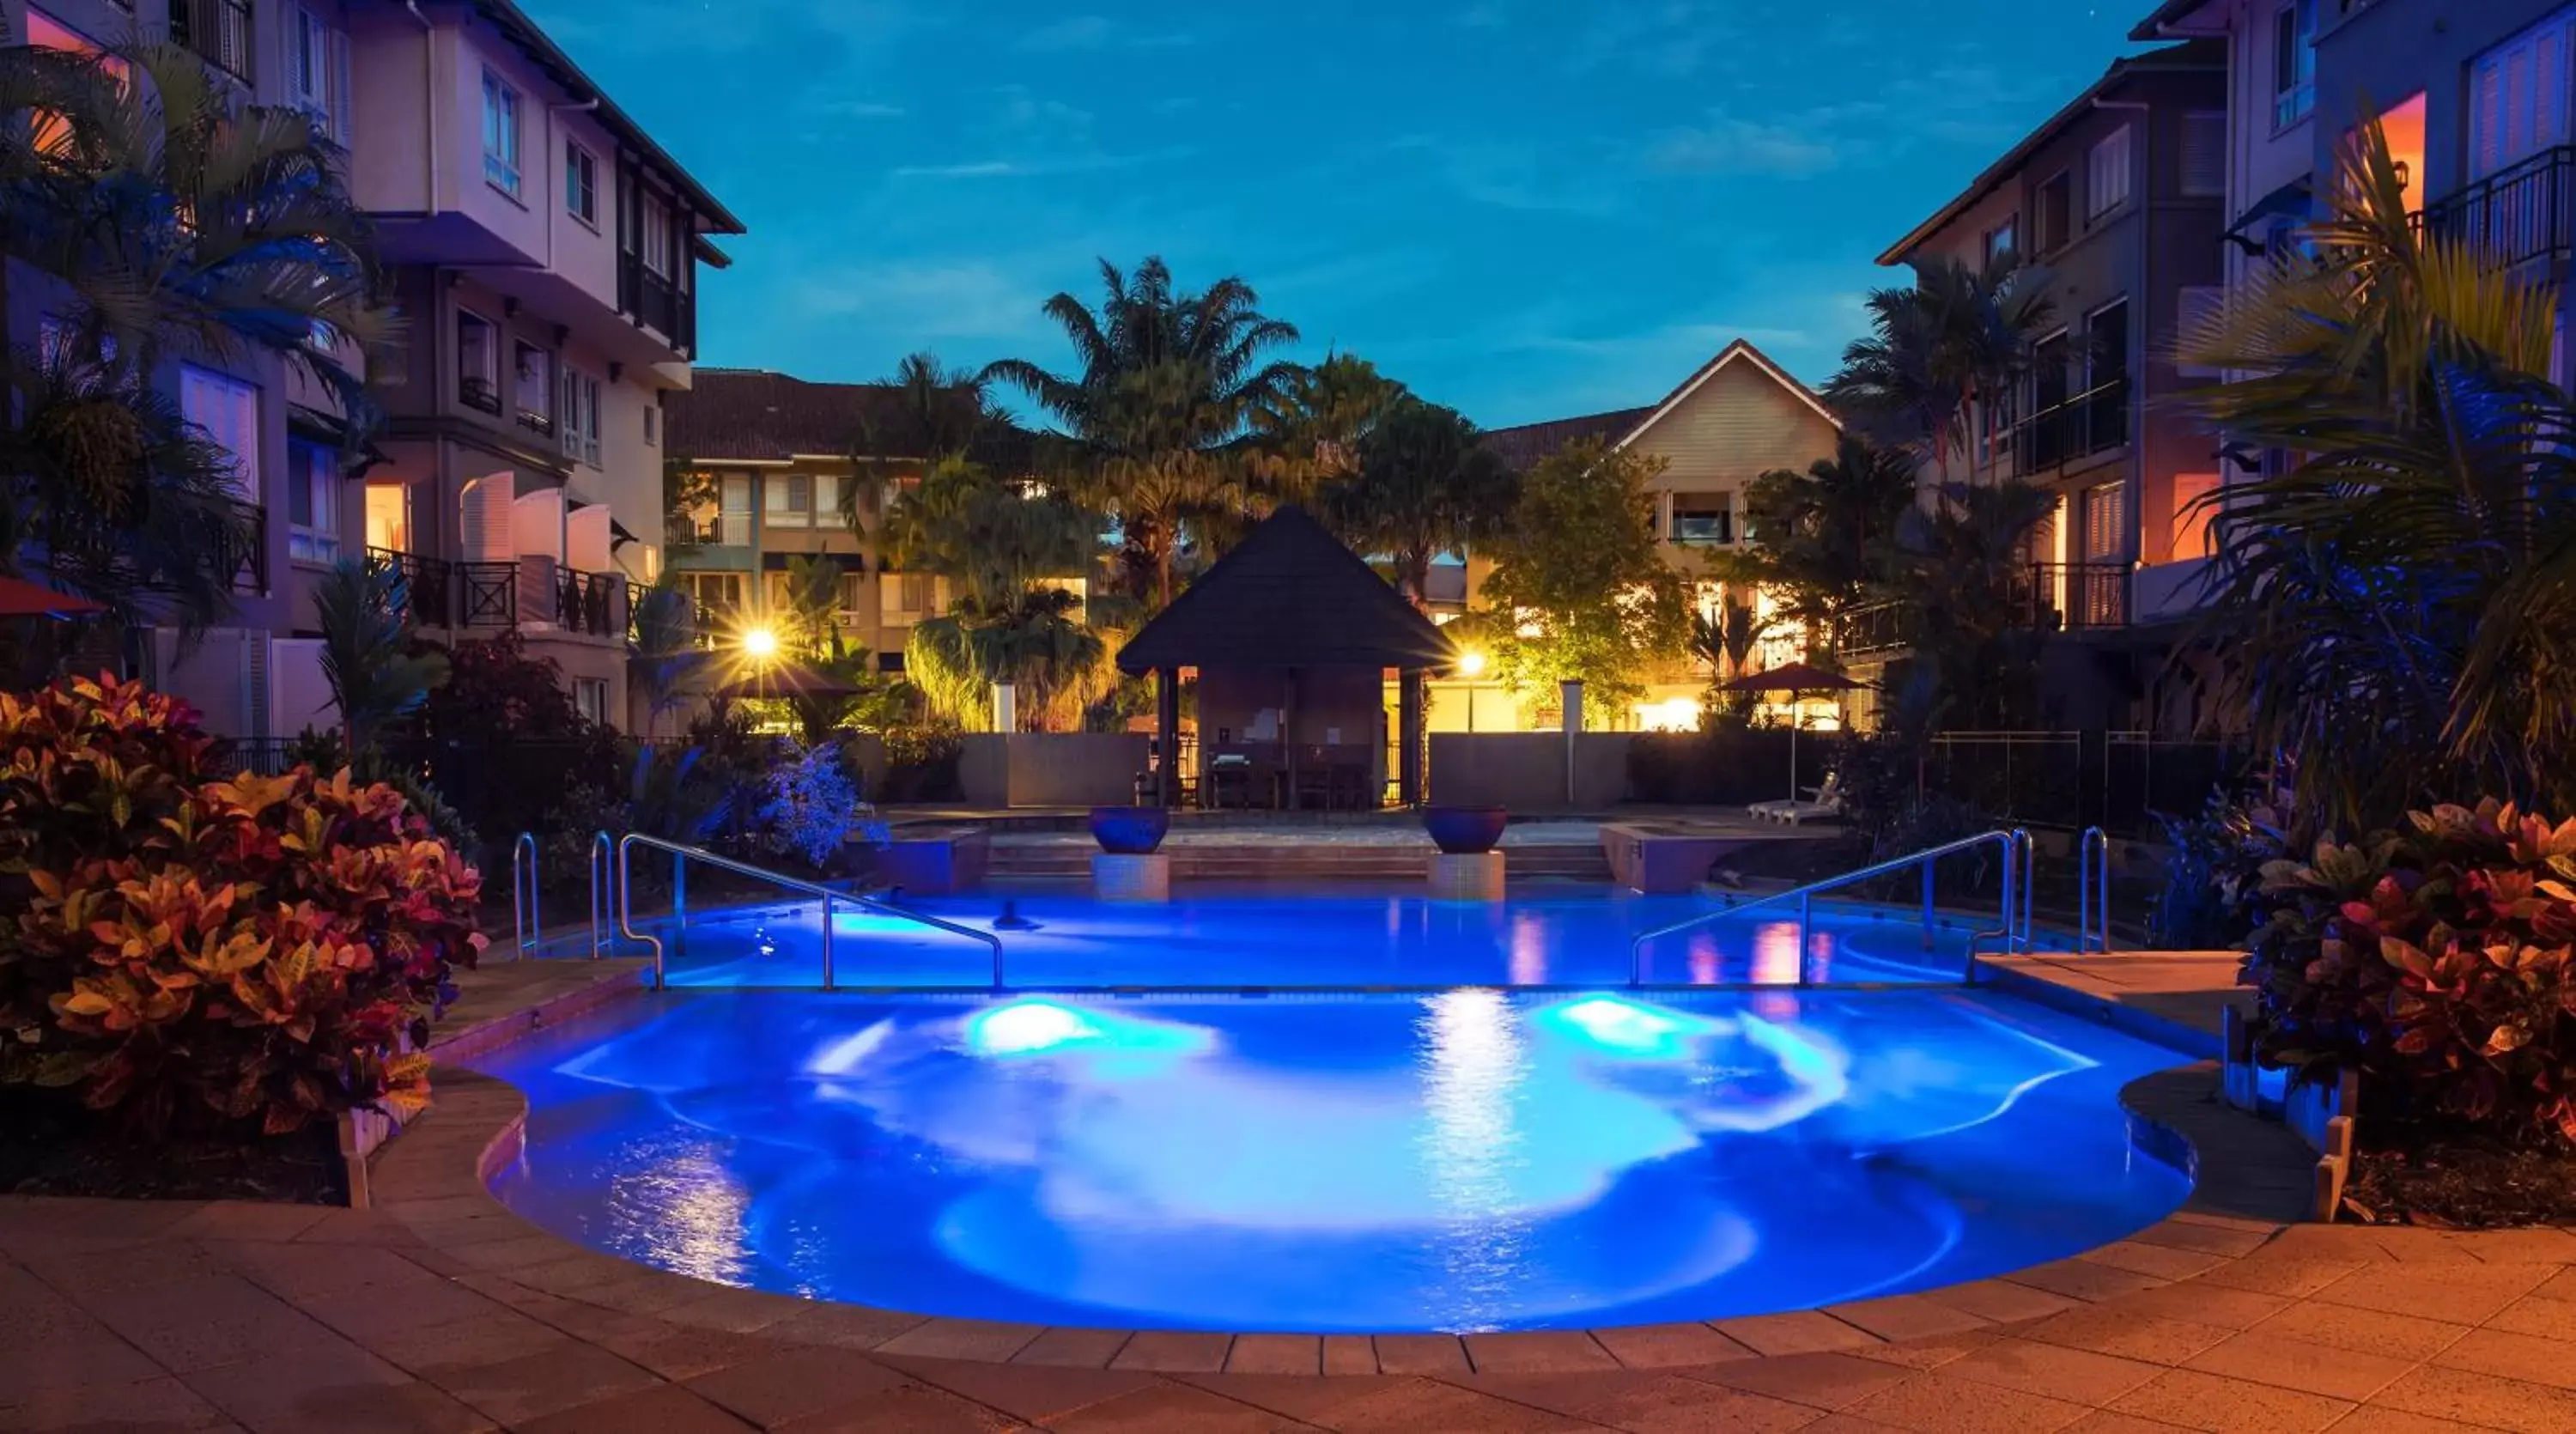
[2181,113,2225,197]
[2475,51,2506,177]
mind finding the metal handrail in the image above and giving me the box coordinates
[1627,829,2025,987]
[587,831,617,959]
[2014,827,2035,953]
[510,832,539,959]
[614,833,1003,993]
[2077,825,2111,953]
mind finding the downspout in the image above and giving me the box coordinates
[2094,95,2153,573]
[404,3,437,214]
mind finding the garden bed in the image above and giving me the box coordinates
[2343,1127,2576,1228]
[0,1091,344,1205]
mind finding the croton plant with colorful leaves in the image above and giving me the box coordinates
[0,674,483,1135]
[2246,799,2576,1140]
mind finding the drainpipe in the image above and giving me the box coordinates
[404,3,438,214]
[2094,96,2153,571]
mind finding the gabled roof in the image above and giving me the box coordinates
[1874,39,2225,265]
[1479,339,1838,472]
[2129,0,2218,41]
[666,368,1028,466]
[1116,507,1455,674]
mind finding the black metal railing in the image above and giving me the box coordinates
[459,376,503,416]
[2012,378,2130,473]
[2417,146,2575,270]
[2023,562,2132,630]
[455,562,518,628]
[367,546,446,623]
[556,568,626,636]
[222,499,266,594]
[1836,600,1909,659]
[170,0,253,83]
[621,257,692,354]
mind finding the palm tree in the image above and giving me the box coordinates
[1321,398,1512,607]
[1249,351,1408,507]
[0,40,390,636]
[627,576,696,738]
[1905,479,2058,731]
[1741,433,1920,644]
[843,351,997,536]
[313,556,447,755]
[2181,121,2576,833]
[982,257,1304,605]
[1827,254,2055,483]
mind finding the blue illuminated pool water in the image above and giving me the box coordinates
[629,887,2031,989]
[475,986,2190,1333]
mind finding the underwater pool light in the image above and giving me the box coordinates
[1537,994,1728,1058]
[968,999,1096,1055]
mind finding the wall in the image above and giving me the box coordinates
[959,733,1152,808]
[2315,0,2570,204]
[1429,733,1631,811]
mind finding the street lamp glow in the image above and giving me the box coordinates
[1458,649,1487,678]
[740,626,780,660]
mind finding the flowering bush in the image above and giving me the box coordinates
[2247,799,2576,1139]
[0,675,483,1135]
[755,738,867,869]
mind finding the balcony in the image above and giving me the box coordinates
[459,376,503,416]
[2417,147,2574,270]
[555,567,628,637]
[2020,562,2132,631]
[368,548,629,639]
[617,256,695,357]
[2011,379,2129,475]
[223,499,265,594]
[169,0,253,84]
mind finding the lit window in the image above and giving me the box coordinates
[1983,219,2018,268]
[482,69,521,196]
[27,9,123,155]
[2087,126,2133,220]
[558,367,602,465]
[2274,0,2317,130]
[2170,473,2219,562]
[179,365,261,502]
[289,6,350,142]
[456,310,499,412]
[566,141,598,227]
[765,474,815,529]
[287,437,341,563]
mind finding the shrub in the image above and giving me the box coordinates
[756,739,865,869]
[2247,799,2576,1140]
[0,675,483,1135]
[877,722,963,803]
[2148,786,2287,951]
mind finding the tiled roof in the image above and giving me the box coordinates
[666,368,1028,465]
[1117,506,1455,673]
[1479,406,1655,471]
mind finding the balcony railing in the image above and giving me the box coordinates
[2022,562,2132,631]
[459,376,503,416]
[366,549,638,640]
[2011,379,2130,474]
[1836,600,1910,659]
[2417,146,2575,270]
[619,256,695,356]
[223,499,265,594]
[556,568,628,636]
[170,0,253,83]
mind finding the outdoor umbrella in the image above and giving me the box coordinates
[0,576,106,620]
[1716,660,1868,802]
[710,659,861,702]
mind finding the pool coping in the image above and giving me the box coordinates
[371,966,2327,1376]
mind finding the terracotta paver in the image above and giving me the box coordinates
[13,951,2576,1432]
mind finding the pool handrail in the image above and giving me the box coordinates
[587,830,617,959]
[1626,828,2027,987]
[614,832,1004,993]
[510,831,539,960]
[2077,825,2111,953]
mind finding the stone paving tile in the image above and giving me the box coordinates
[2004,1260,2172,1303]
[160,1203,337,1246]
[17,1239,236,1298]
[0,1375,234,1433]
[354,1307,572,1375]
[653,1285,807,1334]
[1826,1297,1991,1344]
[1843,1331,2001,1372]
[756,1299,931,1351]
[2127,1221,2272,1260]
[1110,1332,1235,1373]
[1309,1376,1601,1432]
[1715,1313,1880,1358]
[0,1309,172,1405]
[1464,1334,1619,1374]
[2365,1364,2576,1434]
[2484,1292,2576,1340]
[2323,1408,2509,1433]
[1175,1373,1414,1425]
[2179,1330,2416,1401]
[578,1317,779,1381]
[1321,1337,1376,1375]
[1044,1382,1316,1432]
[2250,1302,2474,1362]
[1935,1338,2165,1405]
[2429,1326,2576,1391]
[2107,1368,2353,1433]
[180,1338,493,1434]
[1012,1327,1135,1370]
[1913,1279,2079,1326]
[1589,1323,1755,1370]
[1225,1337,1321,1376]
[2099,1282,2293,1332]
[1560,1372,1825,1433]
[2077,1243,2229,1283]
[2055,1415,2202,1434]
[2016,1307,2235,1365]
[775,1382,1026,1432]
[2445,1228,2576,1265]
[684,1345,914,1425]
[875,1318,1048,1363]
[76,1273,349,1374]
[1371,1335,1470,1375]
[2194,1255,2367,1298]
[896,1358,1159,1425]
[1842,1370,2092,1434]
[515,1383,755,1434]
[0,1195,204,1260]
[2310,1264,2555,1325]
[422,1341,661,1425]
[1693,1353,1912,1411]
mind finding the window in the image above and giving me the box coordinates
[179,365,260,501]
[719,474,752,546]
[2034,172,2073,253]
[2170,472,2219,562]
[365,483,410,552]
[680,572,745,623]
[882,573,936,623]
[286,437,340,563]
[558,367,602,465]
[2274,0,2317,130]
[27,10,124,154]
[643,403,659,445]
[2083,481,2128,561]
[565,141,598,227]
[837,572,868,623]
[1669,492,1733,545]
[2472,10,2575,179]
[640,191,673,277]
[456,310,499,413]
[1982,218,2018,269]
[288,6,350,142]
[764,473,814,528]
[574,678,609,726]
[513,341,550,433]
[2181,112,2226,197]
[482,69,521,197]
[2087,126,2133,220]
[2177,288,2226,380]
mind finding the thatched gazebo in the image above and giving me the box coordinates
[1117,506,1456,809]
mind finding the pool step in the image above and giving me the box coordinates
[984,842,1614,884]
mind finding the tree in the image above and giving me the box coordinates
[2180,121,2576,834]
[1739,433,1919,645]
[1826,254,2055,483]
[1901,479,2057,733]
[880,456,1097,612]
[844,351,998,535]
[775,554,847,659]
[981,257,1304,605]
[0,41,390,637]
[627,576,696,738]
[1688,557,1777,720]
[1249,351,1408,506]
[313,556,447,755]
[1321,398,1514,607]
[1478,438,1691,719]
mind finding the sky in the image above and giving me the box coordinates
[523,0,2153,429]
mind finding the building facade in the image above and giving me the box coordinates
[1870,40,2229,732]
[3,0,741,736]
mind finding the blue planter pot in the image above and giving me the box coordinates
[1423,805,1509,855]
[1089,805,1171,855]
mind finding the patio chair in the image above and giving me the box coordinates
[1748,772,1844,824]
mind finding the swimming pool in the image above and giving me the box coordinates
[611,886,2032,989]
[473,985,2190,1334]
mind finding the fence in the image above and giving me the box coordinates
[1920,730,2237,835]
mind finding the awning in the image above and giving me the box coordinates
[2223,178,2314,251]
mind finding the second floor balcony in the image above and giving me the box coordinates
[1830,559,2133,659]
[368,548,628,640]
[2009,379,2130,476]
[170,0,253,85]
[2417,146,2575,271]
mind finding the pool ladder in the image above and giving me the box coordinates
[1625,828,2037,989]
[2076,825,2113,954]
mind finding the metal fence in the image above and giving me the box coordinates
[1921,730,2238,836]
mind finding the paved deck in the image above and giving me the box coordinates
[10,951,2576,1433]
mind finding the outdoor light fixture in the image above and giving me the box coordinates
[1458,649,1487,678]
[741,626,780,659]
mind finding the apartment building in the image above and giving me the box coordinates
[1870,40,2228,731]
[1476,339,1840,732]
[663,368,1059,670]
[3,0,743,736]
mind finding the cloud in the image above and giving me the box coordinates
[1017,15,1195,51]
[1644,114,1842,176]
[890,149,1194,180]
[784,260,1054,343]
[811,99,907,119]
[1456,3,1508,27]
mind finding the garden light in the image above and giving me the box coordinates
[1458,649,1486,678]
[740,626,779,659]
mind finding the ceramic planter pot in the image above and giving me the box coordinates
[1089,805,1171,855]
[1423,805,1509,855]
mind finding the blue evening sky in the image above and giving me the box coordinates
[524,1,2149,428]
